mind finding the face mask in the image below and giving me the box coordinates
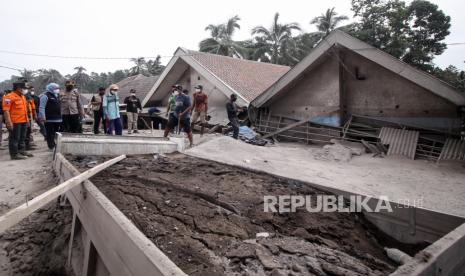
[131,93,136,96]
[31,91,35,95]
[173,91,179,96]
[21,89,28,95]
[110,90,118,95]
[195,89,201,93]
[53,89,60,94]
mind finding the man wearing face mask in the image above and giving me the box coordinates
[226,94,243,139]
[190,85,208,136]
[124,89,142,134]
[166,85,181,127]
[103,84,122,135]
[60,80,84,133]
[164,88,193,146]
[2,81,33,159]
[0,90,5,150]
[38,83,63,150]
[89,87,106,134]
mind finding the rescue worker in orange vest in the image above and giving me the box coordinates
[2,81,33,160]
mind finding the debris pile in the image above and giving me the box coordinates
[0,202,72,275]
[69,154,417,275]
[314,139,364,162]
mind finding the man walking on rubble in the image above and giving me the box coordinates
[164,88,193,147]
[190,84,208,136]
[226,94,242,139]
[166,85,181,131]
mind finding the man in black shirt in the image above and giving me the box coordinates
[226,94,242,139]
[124,89,142,134]
[90,87,106,134]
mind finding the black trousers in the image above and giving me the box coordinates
[230,117,240,139]
[62,114,81,133]
[8,123,27,157]
[45,122,61,149]
[93,110,104,134]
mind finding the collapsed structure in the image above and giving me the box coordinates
[142,48,290,125]
[250,30,465,161]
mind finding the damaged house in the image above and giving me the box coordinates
[250,30,465,161]
[142,47,290,126]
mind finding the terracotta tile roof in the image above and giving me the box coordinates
[109,74,159,102]
[187,50,290,102]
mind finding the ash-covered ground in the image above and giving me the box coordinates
[70,154,423,276]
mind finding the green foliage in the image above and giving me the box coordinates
[432,66,465,92]
[349,0,450,72]
[311,7,349,36]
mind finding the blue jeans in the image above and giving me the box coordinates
[106,118,123,135]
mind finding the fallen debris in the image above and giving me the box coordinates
[68,154,418,275]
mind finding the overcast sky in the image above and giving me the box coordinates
[0,0,463,81]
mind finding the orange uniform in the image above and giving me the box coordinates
[2,92,28,124]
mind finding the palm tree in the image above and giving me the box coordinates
[147,55,165,76]
[310,8,349,36]
[36,69,64,89]
[199,15,246,57]
[72,66,90,91]
[251,13,301,65]
[129,57,147,76]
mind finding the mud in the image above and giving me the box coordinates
[0,201,72,276]
[70,154,420,276]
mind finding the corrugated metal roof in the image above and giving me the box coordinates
[439,138,465,161]
[379,127,419,159]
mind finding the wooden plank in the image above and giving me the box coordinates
[208,124,221,134]
[55,154,186,276]
[0,155,126,234]
[263,117,310,139]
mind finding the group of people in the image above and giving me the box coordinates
[0,79,243,159]
[163,84,243,146]
[0,80,137,160]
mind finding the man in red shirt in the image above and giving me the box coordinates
[2,81,33,160]
[190,85,208,136]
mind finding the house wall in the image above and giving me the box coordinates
[342,50,460,130]
[266,56,341,126]
[159,66,233,125]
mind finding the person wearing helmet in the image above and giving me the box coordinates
[2,80,33,159]
[60,80,84,133]
[226,94,242,139]
[103,84,122,135]
[38,83,63,149]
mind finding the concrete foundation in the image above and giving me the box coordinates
[55,133,182,156]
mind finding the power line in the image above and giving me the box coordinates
[0,49,188,60]
[0,65,22,72]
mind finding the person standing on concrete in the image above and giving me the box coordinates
[124,89,142,134]
[38,83,63,150]
[164,89,193,147]
[89,87,106,134]
[166,85,181,129]
[60,80,84,133]
[2,81,33,159]
[226,94,242,139]
[190,85,208,136]
[103,84,122,135]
